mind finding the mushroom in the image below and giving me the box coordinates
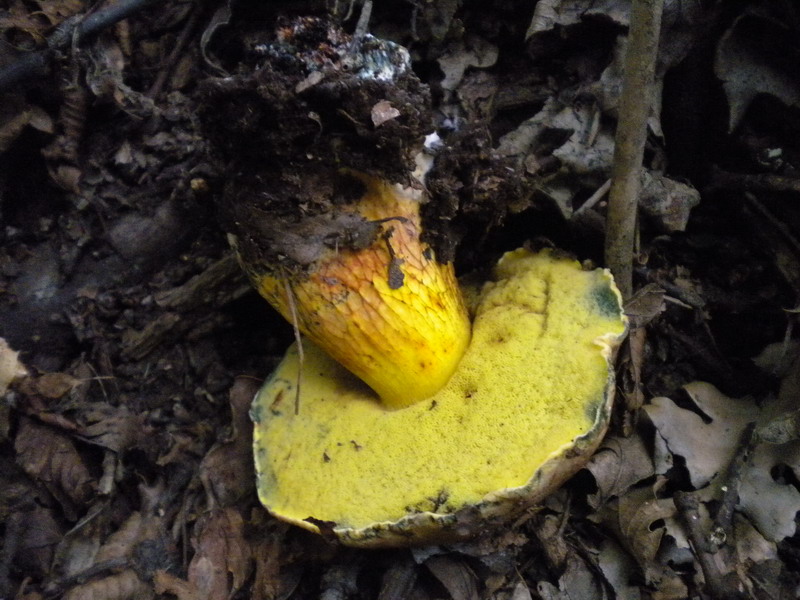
[248,173,471,410]
[199,17,626,546]
[251,225,627,547]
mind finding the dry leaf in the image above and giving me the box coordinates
[437,36,498,92]
[753,340,799,378]
[737,442,800,542]
[558,555,604,600]
[371,100,400,127]
[153,570,202,600]
[63,569,153,600]
[96,512,153,562]
[11,504,64,578]
[596,538,642,600]
[496,97,615,219]
[18,372,82,399]
[617,487,676,564]
[61,506,173,598]
[509,582,533,600]
[734,514,777,565]
[715,10,800,130]
[78,403,148,452]
[644,382,759,488]
[15,417,95,511]
[188,508,253,600]
[251,526,303,600]
[756,351,800,443]
[623,284,666,329]
[584,434,655,509]
[425,555,479,600]
[645,382,800,541]
[378,556,417,600]
[0,337,28,394]
[639,172,700,233]
[199,377,257,508]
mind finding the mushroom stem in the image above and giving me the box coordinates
[252,174,471,409]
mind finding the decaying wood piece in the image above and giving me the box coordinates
[122,254,247,360]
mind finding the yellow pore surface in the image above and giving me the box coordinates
[255,176,470,409]
[252,249,627,534]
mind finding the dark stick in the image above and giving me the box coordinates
[147,2,201,99]
[0,0,161,92]
[714,423,756,537]
[674,491,747,600]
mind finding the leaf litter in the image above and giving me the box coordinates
[2,0,800,598]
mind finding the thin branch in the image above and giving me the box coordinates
[573,178,611,217]
[709,167,800,195]
[147,2,202,99]
[0,0,161,92]
[604,0,664,299]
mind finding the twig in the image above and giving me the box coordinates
[352,0,373,45]
[122,254,248,360]
[573,178,611,217]
[634,266,705,309]
[714,423,756,537]
[147,2,202,99]
[709,167,800,195]
[674,491,746,600]
[604,0,664,299]
[744,192,800,256]
[0,0,161,92]
[740,201,800,297]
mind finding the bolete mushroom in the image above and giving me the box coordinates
[200,17,626,546]
[249,173,471,410]
[250,198,627,546]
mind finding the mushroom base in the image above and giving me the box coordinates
[252,249,627,547]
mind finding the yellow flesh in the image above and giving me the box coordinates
[253,175,470,409]
[252,250,627,536]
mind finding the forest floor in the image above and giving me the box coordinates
[2,1,800,599]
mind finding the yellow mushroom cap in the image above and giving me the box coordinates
[252,249,628,547]
[250,174,471,409]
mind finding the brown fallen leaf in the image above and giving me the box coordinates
[251,524,303,600]
[17,394,80,432]
[596,537,643,600]
[95,511,162,563]
[59,497,175,599]
[77,403,149,453]
[187,508,253,600]
[13,504,65,578]
[16,372,82,399]
[591,481,682,589]
[14,417,95,516]
[617,486,676,565]
[537,554,604,600]
[153,570,202,600]
[371,100,401,127]
[624,283,666,329]
[15,586,45,600]
[425,555,479,600]
[63,569,154,600]
[584,434,654,509]
[199,376,258,508]
[378,555,417,600]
